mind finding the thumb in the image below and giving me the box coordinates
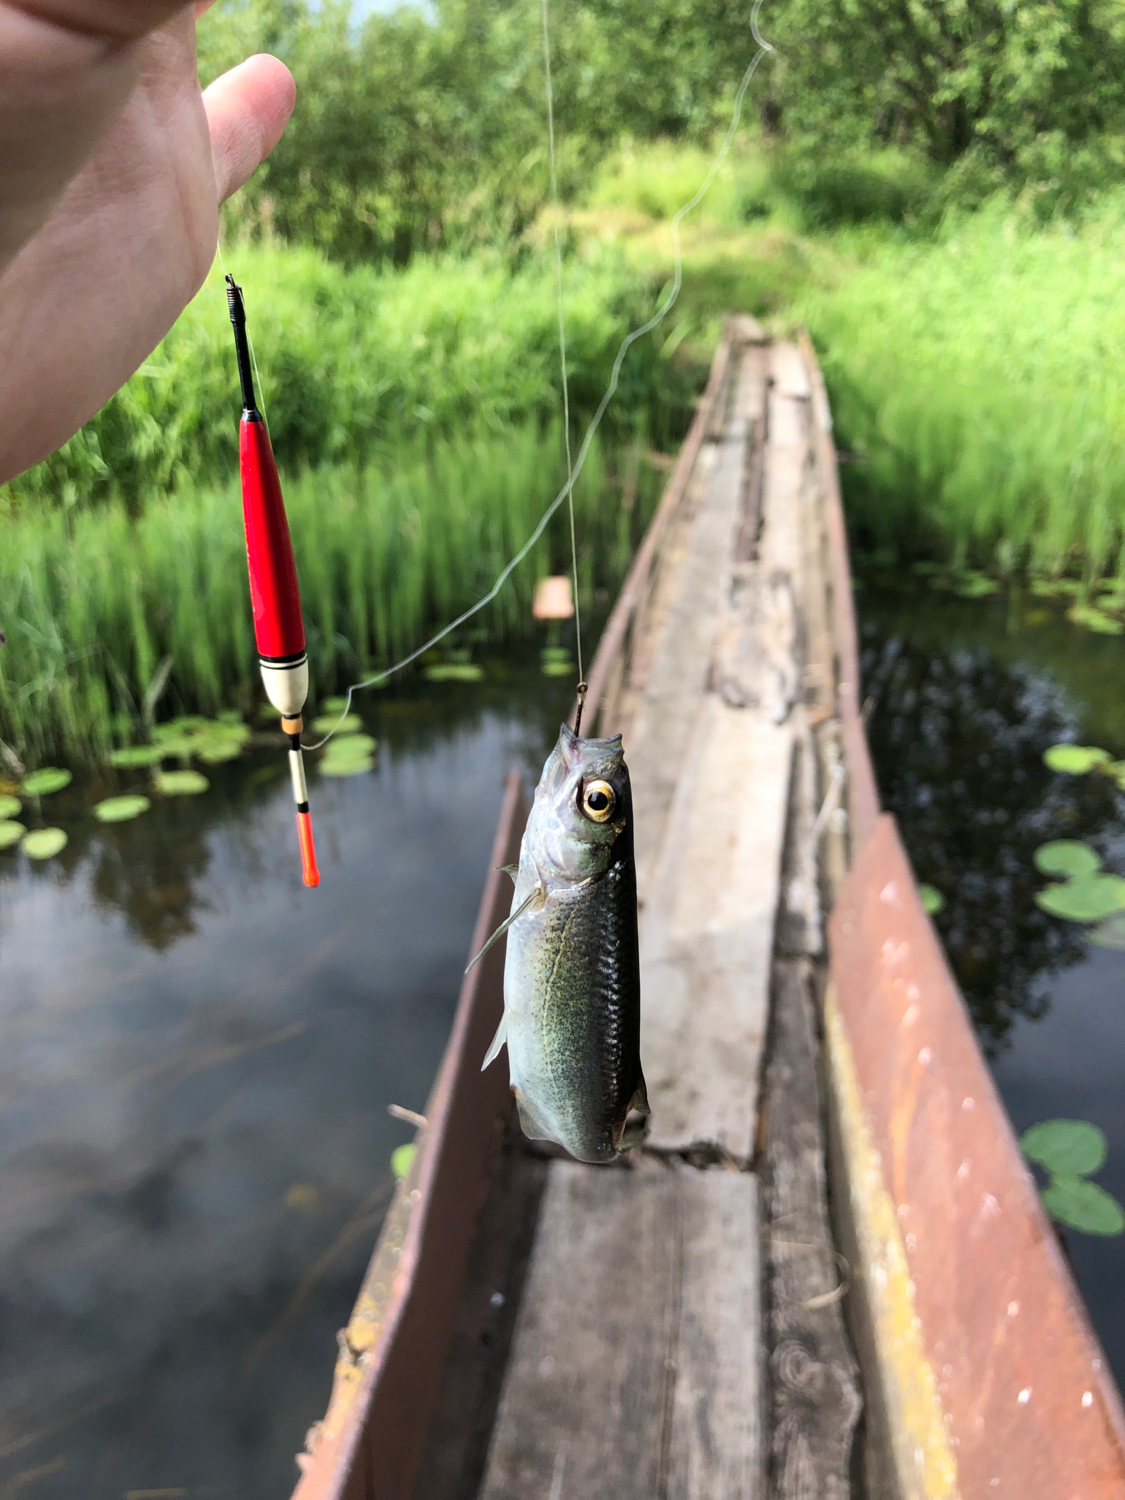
[202,52,294,202]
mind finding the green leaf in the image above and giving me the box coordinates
[0,795,20,819]
[22,827,68,859]
[1035,874,1125,922]
[917,883,945,915]
[1068,604,1125,635]
[21,768,72,796]
[391,1143,416,1181]
[310,714,364,735]
[1033,840,1101,877]
[216,710,245,725]
[955,570,998,598]
[319,696,350,714]
[540,646,572,662]
[153,770,209,796]
[1043,744,1111,774]
[94,795,152,823]
[322,734,378,758]
[542,660,577,677]
[1042,1177,1125,1237]
[109,744,164,768]
[423,663,484,682]
[0,820,27,849]
[197,741,243,764]
[1020,1119,1107,1177]
[1090,914,1125,950]
[320,756,375,778]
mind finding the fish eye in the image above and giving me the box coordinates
[580,779,616,823]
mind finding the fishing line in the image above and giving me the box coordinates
[540,0,584,709]
[305,1,774,751]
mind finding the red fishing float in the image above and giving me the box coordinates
[226,275,320,887]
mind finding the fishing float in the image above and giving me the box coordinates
[225,274,320,888]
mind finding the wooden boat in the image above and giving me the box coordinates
[290,322,1125,1500]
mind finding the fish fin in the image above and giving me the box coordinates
[496,863,519,884]
[629,1070,651,1117]
[512,1087,556,1144]
[464,888,539,975]
[481,1012,508,1071]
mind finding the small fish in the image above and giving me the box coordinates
[481,722,648,1163]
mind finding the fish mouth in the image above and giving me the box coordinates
[557,721,624,767]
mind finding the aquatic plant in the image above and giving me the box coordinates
[0,424,658,763]
[22,828,67,859]
[1020,1120,1125,1237]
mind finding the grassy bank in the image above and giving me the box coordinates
[1,423,659,763]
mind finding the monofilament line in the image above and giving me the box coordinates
[540,0,583,690]
[306,2,773,751]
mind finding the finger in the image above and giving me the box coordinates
[202,52,294,202]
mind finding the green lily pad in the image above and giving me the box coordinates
[153,770,209,796]
[424,663,485,682]
[955,571,999,598]
[94,794,152,823]
[323,733,378,757]
[197,741,244,764]
[391,1144,416,1181]
[1033,840,1101,877]
[1068,603,1125,635]
[22,768,72,797]
[918,883,945,915]
[542,660,577,678]
[0,795,20,819]
[0,820,27,849]
[1035,873,1125,922]
[319,696,350,714]
[1042,1177,1125,1236]
[320,756,375,778]
[310,714,364,735]
[22,827,68,859]
[1090,914,1125,950]
[1021,1118,1107,1177]
[216,710,246,725]
[109,744,164,768]
[541,646,572,662]
[1043,744,1111,774]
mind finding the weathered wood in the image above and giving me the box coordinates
[479,1158,761,1500]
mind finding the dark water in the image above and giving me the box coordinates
[859,580,1125,1387]
[0,666,573,1499]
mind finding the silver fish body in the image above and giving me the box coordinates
[484,722,647,1164]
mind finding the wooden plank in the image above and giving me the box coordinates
[479,1158,761,1500]
[639,696,791,1158]
[291,775,528,1500]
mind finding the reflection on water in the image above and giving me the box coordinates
[0,666,573,1498]
[860,581,1125,1385]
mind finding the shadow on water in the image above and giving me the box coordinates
[0,660,575,1499]
[858,577,1125,1388]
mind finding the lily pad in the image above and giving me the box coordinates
[319,697,350,714]
[541,646,572,662]
[956,571,999,598]
[424,663,485,683]
[0,795,20,819]
[216,710,246,725]
[311,714,364,735]
[1067,603,1125,635]
[542,659,576,678]
[1042,1177,1125,1237]
[320,756,375,778]
[109,744,164,768]
[1035,873,1125,922]
[22,768,72,797]
[0,820,27,849]
[197,741,244,764]
[917,883,945,915]
[1043,744,1111,774]
[1090,914,1125,950]
[1033,840,1101,878]
[22,827,68,859]
[94,795,152,823]
[1021,1118,1107,1177]
[153,770,209,796]
[391,1144,416,1181]
[323,733,377,757]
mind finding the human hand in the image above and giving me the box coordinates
[0,0,295,484]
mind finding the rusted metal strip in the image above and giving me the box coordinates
[291,772,527,1500]
[581,332,731,735]
[797,328,880,853]
[828,815,1125,1498]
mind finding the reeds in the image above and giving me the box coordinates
[0,424,658,763]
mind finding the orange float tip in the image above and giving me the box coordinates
[297,808,320,887]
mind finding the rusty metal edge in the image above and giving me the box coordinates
[797,326,880,854]
[291,770,527,1500]
[580,331,732,734]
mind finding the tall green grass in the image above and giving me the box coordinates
[801,195,1125,583]
[0,424,659,763]
[2,243,692,513]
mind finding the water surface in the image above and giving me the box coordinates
[0,666,572,1498]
